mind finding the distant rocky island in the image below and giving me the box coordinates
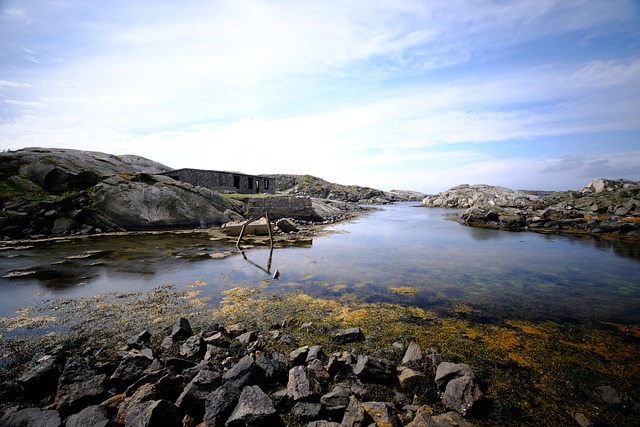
[0,148,423,240]
[422,179,640,239]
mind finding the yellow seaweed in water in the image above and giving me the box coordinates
[389,286,416,295]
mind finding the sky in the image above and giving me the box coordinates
[1,0,639,194]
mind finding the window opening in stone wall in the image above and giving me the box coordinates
[248,177,253,189]
[255,179,260,193]
[264,179,269,190]
[233,175,240,188]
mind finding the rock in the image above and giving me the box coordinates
[398,367,426,392]
[435,363,483,416]
[163,317,193,347]
[176,368,222,416]
[65,405,111,427]
[110,350,154,385]
[51,217,80,234]
[402,342,423,365]
[164,357,197,373]
[341,396,369,427]
[307,421,341,427]
[255,351,288,383]
[432,411,474,426]
[0,407,62,427]
[222,354,261,389]
[291,401,322,422]
[236,330,256,346]
[306,345,326,363]
[204,331,231,348]
[226,385,276,426]
[224,323,247,338]
[55,358,106,416]
[17,353,64,403]
[331,327,365,344]
[353,355,397,385]
[91,174,233,230]
[202,383,241,427]
[180,335,206,359]
[276,218,298,233]
[290,346,310,365]
[320,384,351,411]
[123,399,182,427]
[362,401,402,427]
[287,366,322,401]
[117,374,184,424]
[127,330,152,350]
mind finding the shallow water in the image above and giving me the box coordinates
[1,203,639,324]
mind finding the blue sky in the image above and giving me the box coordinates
[1,0,639,193]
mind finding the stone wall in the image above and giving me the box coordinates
[245,196,317,220]
[161,169,275,195]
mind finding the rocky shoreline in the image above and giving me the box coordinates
[422,179,640,240]
[1,316,485,427]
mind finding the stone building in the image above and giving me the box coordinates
[160,168,275,194]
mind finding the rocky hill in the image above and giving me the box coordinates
[0,148,239,239]
[265,174,424,203]
[422,179,640,239]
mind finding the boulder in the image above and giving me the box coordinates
[287,365,322,401]
[17,353,64,403]
[402,342,423,365]
[291,401,322,422]
[55,359,107,416]
[90,174,233,230]
[202,383,241,426]
[226,385,276,426]
[362,401,402,427]
[331,327,365,344]
[162,317,193,348]
[435,362,483,416]
[0,407,62,427]
[353,355,397,385]
[110,350,155,385]
[123,399,181,427]
[276,217,298,233]
[64,405,111,427]
[176,368,222,416]
[51,217,80,234]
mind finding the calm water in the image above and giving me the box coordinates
[1,203,639,324]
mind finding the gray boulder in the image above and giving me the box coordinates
[287,365,322,401]
[124,399,181,427]
[435,362,483,416]
[0,407,61,427]
[55,359,106,416]
[226,385,276,426]
[65,405,111,427]
[91,174,233,230]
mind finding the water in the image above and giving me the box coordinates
[1,203,639,324]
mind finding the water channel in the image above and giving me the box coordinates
[1,203,639,325]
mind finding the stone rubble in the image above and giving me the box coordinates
[1,317,490,427]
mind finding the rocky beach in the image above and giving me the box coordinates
[1,147,640,426]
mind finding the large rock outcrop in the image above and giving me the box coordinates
[90,174,234,230]
[0,148,236,238]
[424,179,640,238]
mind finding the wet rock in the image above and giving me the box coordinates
[331,327,365,344]
[291,401,322,421]
[127,330,152,350]
[402,342,423,365]
[362,401,402,427]
[0,407,62,427]
[202,383,241,427]
[353,355,397,385]
[55,358,106,416]
[435,362,483,416]
[65,405,111,427]
[226,385,276,426]
[123,399,181,427]
[287,366,322,401]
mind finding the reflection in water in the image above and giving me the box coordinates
[1,204,639,324]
